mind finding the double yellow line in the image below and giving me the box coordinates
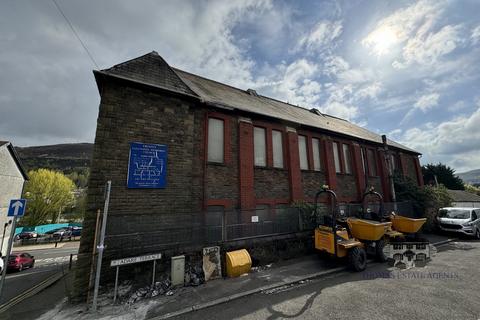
[0,271,66,314]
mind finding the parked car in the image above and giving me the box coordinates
[7,252,35,271]
[15,231,38,240]
[437,207,480,239]
[45,228,64,235]
[52,228,72,240]
[70,226,82,237]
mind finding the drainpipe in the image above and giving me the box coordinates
[382,135,397,206]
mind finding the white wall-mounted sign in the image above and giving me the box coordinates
[110,253,162,267]
[251,215,259,223]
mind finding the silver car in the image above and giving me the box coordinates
[437,207,480,239]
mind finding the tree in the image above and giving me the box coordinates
[422,163,464,190]
[394,173,452,232]
[465,184,480,196]
[21,169,76,226]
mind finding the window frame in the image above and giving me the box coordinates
[207,117,225,164]
[298,135,309,170]
[251,121,287,170]
[332,141,342,173]
[272,129,284,169]
[366,148,378,177]
[254,126,267,167]
[342,143,353,174]
[311,137,322,172]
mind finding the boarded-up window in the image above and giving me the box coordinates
[367,149,377,176]
[208,118,224,163]
[255,204,270,222]
[343,144,352,174]
[333,142,341,173]
[361,148,367,174]
[254,127,266,166]
[298,135,308,170]
[312,138,322,171]
[272,130,284,168]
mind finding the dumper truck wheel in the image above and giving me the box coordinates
[375,239,387,262]
[348,247,367,271]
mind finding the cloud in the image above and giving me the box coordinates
[400,92,440,124]
[398,24,463,68]
[323,55,350,77]
[363,0,444,56]
[320,101,358,121]
[363,0,464,69]
[398,106,480,172]
[355,82,382,100]
[471,25,480,45]
[0,0,273,146]
[266,59,322,107]
[297,20,343,54]
[447,100,467,112]
[414,93,440,111]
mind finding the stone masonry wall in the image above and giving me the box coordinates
[76,80,204,295]
[336,174,358,200]
[254,167,290,200]
[301,171,327,199]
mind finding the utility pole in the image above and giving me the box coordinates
[1,221,12,253]
[92,180,111,311]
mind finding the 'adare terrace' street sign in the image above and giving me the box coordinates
[110,253,162,267]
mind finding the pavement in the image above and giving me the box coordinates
[146,233,456,319]
[0,241,80,320]
[11,232,459,320]
[12,240,80,252]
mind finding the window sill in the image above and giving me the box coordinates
[300,169,325,173]
[254,166,288,172]
[336,172,354,177]
[207,161,227,167]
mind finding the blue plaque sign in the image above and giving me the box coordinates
[127,142,167,188]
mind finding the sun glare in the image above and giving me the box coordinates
[363,26,399,56]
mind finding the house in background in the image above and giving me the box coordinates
[76,52,423,295]
[0,141,28,254]
[447,189,480,208]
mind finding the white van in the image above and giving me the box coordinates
[437,207,480,239]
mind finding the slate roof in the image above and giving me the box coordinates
[96,51,420,154]
[99,52,197,97]
[447,189,480,202]
[0,141,28,180]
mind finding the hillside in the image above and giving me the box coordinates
[457,169,480,185]
[16,143,93,174]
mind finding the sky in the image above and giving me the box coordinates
[1,0,479,173]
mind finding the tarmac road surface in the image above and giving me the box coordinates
[178,240,480,320]
[0,241,79,310]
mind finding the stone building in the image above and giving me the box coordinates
[76,52,423,293]
[0,141,28,254]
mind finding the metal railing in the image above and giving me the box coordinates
[102,201,414,254]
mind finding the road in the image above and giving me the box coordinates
[179,240,480,320]
[0,241,79,307]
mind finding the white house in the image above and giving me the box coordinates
[447,189,480,208]
[0,141,28,255]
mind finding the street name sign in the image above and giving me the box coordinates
[110,253,162,267]
[7,199,26,217]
